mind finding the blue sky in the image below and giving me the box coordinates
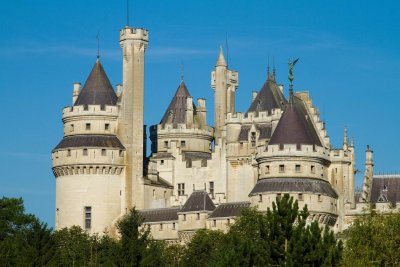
[1,0,399,226]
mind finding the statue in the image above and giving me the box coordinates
[288,58,299,88]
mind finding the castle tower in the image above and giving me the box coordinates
[360,145,374,202]
[251,92,338,227]
[52,59,124,233]
[118,26,148,210]
[211,47,238,144]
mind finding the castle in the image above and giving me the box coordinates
[52,23,392,243]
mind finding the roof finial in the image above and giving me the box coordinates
[180,63,184,82]
[267,55,270,77]
[288,58,299,93]
[343,126,348,146]
[273,56,276,78]
[96,32,100,60]
[126,0,130,26]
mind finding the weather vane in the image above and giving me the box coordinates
[288,58,299,91]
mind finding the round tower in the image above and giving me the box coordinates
[250,93,338,227]
[52,60,125,234]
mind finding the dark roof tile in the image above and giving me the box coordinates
[371,175,400,205]
[209,202,250,218]
[180,191,216,213]
[139,207,179,223]
[53,135,124,151]
[247,78,286,113]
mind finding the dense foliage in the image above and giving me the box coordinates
[0,195,344,266]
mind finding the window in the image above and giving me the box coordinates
[164,191,167,199]
[266,165,270,174]
[105,123,110,131]
[159,224,163,231]
[172,222,176,230]
[160,160,164,165]
[279,165,285,173]
[181,140,186,147]
[227,219,231,225]
[240,142,244,148]
[201,159,207,167]
[153,189,156,199]
[178,183,185,196]
[119,150,124,157]
[298,193,303,201]
[183,214,186,221]
[83,149,88,156]
[84,206,91,230]
[101,149,106,156]
[318,194,322,202]
[213,220,216,227]
[186,159,192,168]
[277,193,282,201]
[259,194,263,202]
[279,143,284,150]
[164,141,168,148]
[67,149,71,157]
[196,213,200,220]
[85,123,91,130]
[251,132,256,147]
[295,164,301,172]
[209,182,215,199]
[311,165,315,174]
[70,124,74,132]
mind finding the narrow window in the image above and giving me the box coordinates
[213,220,216,227]
[295,164,301,172]
[279,143,284,150]
[266,165,270,174]
[160,160,164,165]
[251,132,256,147]
[159,224,163,231]
[196,213,200,220]
[227,219,231,225]
[298,193,303,201]
[186,159,192,168]
[84,206,91,230]
[83,149,88,156]
[259,194,263,202]
[183,214,186,221]
[105,123,110,131]
[119,150,124,157]
[201,159,207,167]
[311,165,315,174]
[101,149,106,156]
[240,142,244,148]
[164,141,168,148]
[178,183,185,196]
[318,194,322,202]
[172,222,176,230]
[67,149,71,157]
[279,165,285,173]
[209,182,215,199]
[153,189,156,199]
[164,191,167,199]
[181,140,186,147]
[85,123,91,130]
[70,124,74,132]
[277,193,282,201]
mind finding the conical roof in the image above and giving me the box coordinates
[160,81,195,126]
[216,47,227,67]
[247,76,286,113]
[74,60,117,106]
[269,93,321,146]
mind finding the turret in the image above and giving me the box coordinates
[118,26,149,210]
[360,145,374,202]
[211,47,238,144]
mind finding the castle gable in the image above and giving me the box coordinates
[180,191,215,213]
[247,77,286,113]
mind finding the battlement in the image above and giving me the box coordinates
[258,144,330,161]
[329,149,351,160]
[62,104,118,120]
[150,123,214,138]
[119,26,149,42]
[226,109,282,124]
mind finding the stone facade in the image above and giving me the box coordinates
[53,24,383,241]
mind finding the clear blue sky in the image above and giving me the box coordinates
[1,0,399,227]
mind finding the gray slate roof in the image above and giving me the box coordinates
[74,60,118,106]
[209,202,250,218]
[53,135,124,151]
[180,191,216,213]
[238,124,272,141]
[371,175,400,205]
[139,207,179,223]
[269,93,321,146]
[160,81,195,127]
[183,151,211,160]
[249,178,338,198]
[247,77,286,113]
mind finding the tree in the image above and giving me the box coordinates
[343,212,400,266]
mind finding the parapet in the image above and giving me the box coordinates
[119,26,149,42]
[258,144,331,161]
[150,123,214,137]
[62,104,119,120]
[226,109,283,124]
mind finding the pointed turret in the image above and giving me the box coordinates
[247,77,286,113]
[160,81,194,126]
[216,46,227,67]
[74,60,117,106]
[269,94,321,146]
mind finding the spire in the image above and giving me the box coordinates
[74,60,117,106]
[216,46,227,67]
[343,127,348,146]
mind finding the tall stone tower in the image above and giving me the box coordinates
[211,47,238,144]
[52,59,124,233]
[360,145,374,202]
[118,26,148,210]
